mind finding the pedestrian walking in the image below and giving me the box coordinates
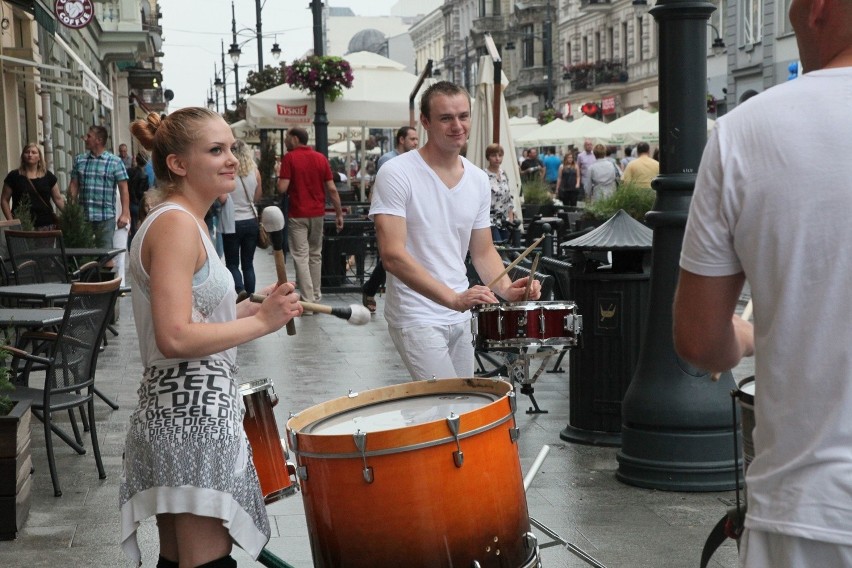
[2,143,64,229]
[222,140,263,294]
[121,108,302,568]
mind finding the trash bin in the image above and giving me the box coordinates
[560,210,652,446]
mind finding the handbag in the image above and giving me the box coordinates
[239,176,270,249]
[25,177,61,227]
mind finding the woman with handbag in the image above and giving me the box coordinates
[222,139,263,294]
[1,143,64,229]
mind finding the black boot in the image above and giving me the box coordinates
[196,555,237,568]
[156,556,179,568]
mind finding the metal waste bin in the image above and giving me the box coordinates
[560,210,652,446]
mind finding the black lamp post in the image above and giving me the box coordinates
[311,0,329,158]
[615,0,740,491]
[229,1,241,104]
[216,40,228,108]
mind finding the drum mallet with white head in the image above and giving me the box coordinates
[247,294,371,326]
[261,205,296,336]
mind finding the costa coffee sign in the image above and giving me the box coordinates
[55,0,94,29]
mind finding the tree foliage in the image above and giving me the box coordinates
[223,63,287,125]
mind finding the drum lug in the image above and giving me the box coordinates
[517,313,527,337]
[509,427,520,443]
[470,315,477,347]
[565,314,583,335]
[297,465,308,481]
[353,430,374,484]
[508,390,517,414]
[446,413,464,468]
[288,430,298,452]
[348,389,359,398]
[524,531,539,553]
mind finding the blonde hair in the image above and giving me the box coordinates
[233,140,257,177]
[18,143,47,177]
[129,108,222,198]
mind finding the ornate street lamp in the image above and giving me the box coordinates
[616,0,740,492]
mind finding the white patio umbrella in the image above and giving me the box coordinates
[245,51,419,129]
[229,119,259,144]
[604,109,717,145]
[467,55,523,221]
[508,115,540,145]
[327,139,380,157]
[515,115,611,148]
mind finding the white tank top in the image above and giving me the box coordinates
[129,202,237,369]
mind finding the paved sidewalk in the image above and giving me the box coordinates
[0,250,747,567]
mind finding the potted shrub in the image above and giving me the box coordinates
[521,180,556,219]
[583,181,655,225]
[0,345,33,540]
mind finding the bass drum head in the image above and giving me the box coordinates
[306,391,499,435]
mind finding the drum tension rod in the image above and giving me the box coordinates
[446,414,464,468]
[353,430,374,483]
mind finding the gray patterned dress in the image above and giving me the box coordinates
[119,203,269,563]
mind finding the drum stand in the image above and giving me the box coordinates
[525,446,608,568]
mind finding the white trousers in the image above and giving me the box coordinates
[741,528,852,567]
[388,322,474,381]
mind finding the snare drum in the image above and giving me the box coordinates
[734,377,756,478]
[239,378,297,504]
[286,378,540,568]
[472,300,581,352]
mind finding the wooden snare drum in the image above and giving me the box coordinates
[239,378,297,504]
[286,378,540,568]
[472,300,582,352]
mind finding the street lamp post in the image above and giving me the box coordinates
[311,0,329,157]
[544,0,553,108]
[229,1,241,104]
[615,0,740,492]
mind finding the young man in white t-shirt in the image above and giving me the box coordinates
[674,0,852,564]
[369,81,541,380]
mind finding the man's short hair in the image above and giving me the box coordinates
[593,144,606,159]
[419,81,470,120]
[89,125,108,145]
[395,126,416,146]
[288,127,309,145]
[636,142,650,154]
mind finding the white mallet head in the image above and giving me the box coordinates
[261,205,285,232]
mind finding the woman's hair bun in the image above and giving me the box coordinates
[130,112,163,151]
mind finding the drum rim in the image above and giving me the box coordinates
[239,377,273,396]
[473,301,577,312]
[735,375,755,405]
[286,378,514,456]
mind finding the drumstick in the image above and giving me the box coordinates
[523,253,540,301]
[261,205,297,336]
[711,298,754,381]
[486,234,546,289]
[247,294,372,326]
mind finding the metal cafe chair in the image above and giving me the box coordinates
[4,278,121,496]
[3,229,99,286]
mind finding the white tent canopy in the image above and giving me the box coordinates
[508,115,540,144]
[245,51,419,129]
[604,109,717,145]
[515,115,611,147]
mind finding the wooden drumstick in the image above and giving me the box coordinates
[523,253,540,301]
[246,294,372,325]
[486,234,546,289]
[261,206,296,336]
[711,298,754,381]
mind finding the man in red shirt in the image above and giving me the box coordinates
[277,127,344,305]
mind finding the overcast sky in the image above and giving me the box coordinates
[159,0,399,111]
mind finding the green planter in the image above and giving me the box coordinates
[0,399,33,540]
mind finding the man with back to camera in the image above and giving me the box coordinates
[277,127,344,307]
[361,126,420,313]
[576,139,597,199]
[369,81,541,381]
[621,142,659,190]
[673,0,852,565]
[68,125,130,249]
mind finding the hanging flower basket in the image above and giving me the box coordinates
[284,56,354,102]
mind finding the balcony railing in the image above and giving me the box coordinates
[517,66,550,91]
[580,0,615,11]
[562,59,628,91]
[472,15,505,35]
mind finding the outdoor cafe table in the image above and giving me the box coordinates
[0,307,65,328]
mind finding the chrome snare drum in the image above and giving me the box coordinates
[472,301,582,352]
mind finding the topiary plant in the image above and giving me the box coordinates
[12,195,35,230]
[522,180,554,205]
[58,198,101,248]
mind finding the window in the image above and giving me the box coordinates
[777,0,793,35]
[479,0,486,17]
[742,0,763,45]
[608,27,615,61]
[582,35,589,62]
[621,21,629,62]
[522,24,535,67]
[637,17,645,61]
[595,31,601,61]
[708,0,724,53]
[493,0,501,15]
[566,40,573,66]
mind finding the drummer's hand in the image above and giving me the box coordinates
[256,282,303,331]
[500,277,541,302]
[453,285,498,312]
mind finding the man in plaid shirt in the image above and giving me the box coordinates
[68,125,130,248]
